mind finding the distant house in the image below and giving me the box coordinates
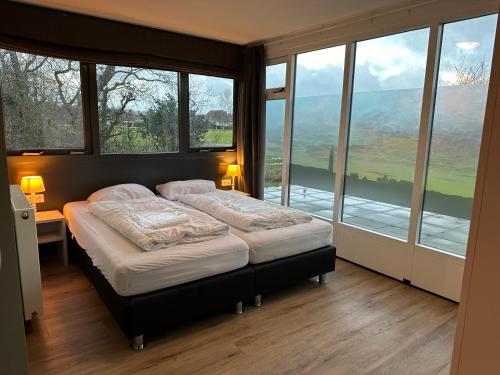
[204,110,232,129]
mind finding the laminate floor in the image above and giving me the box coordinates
[27,257,457,375]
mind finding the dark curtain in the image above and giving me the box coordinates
[237,45,265,198]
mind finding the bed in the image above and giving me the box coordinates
[158,183,336,307]
[64,200,253,350]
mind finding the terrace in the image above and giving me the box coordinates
[264,185,469,257]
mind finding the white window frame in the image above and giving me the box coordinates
[261,0,498,300]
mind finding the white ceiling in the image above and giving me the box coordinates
[18,0,421,45]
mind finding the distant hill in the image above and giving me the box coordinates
[265,84,488,198]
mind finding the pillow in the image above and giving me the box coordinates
[156,179,216,200]
[88,183,155,202]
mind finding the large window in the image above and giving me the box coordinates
[0,49,84,151]
[189,74,234,149]
[419,14,498,256]
[288,45,345,219]
[264,62,288,203]
[342,29,430,239]
[97,65,179,154]
[264,99,286,203]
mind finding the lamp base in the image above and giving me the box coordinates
[231,176,236,191]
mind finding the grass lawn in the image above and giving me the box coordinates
[203,129,233,146]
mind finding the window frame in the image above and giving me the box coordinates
[0,46,240,157]
[93,63,182,156]
[1,48,93,156]
[187,73,238,152]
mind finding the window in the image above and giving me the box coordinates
[266,63,287,89]
[189,74,234,149]
[264,61,288,204]
[419,14,498,256]
[264,99,286,203]
[0,49,84,152]
[342,28,430,239]
[96,65,178,154]
[288,45,346,219]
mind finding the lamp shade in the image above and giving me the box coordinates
[226,164,241,177]
[20,176,45,194]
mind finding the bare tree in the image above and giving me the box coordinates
[0,49,82,149]
[452,57,490,86]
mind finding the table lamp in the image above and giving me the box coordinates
[226,164,241,191]
[20,175,45,212]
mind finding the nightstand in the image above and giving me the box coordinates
[35,210,68,266]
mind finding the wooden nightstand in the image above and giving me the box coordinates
[35,210,68,266]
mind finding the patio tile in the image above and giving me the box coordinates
[386,208,411,219]
[342,205,377,217]
[356,202,395,212]
[289,195,325,203]
[289,202,324,213]
[421,215,464,230]
[307,192,334,200]
[343,216,388,230]
[377,226,408,240]
[420,235,466,256]
[314,209,334,219]
[420,223,450,235]
[344,195,371,204]
[369,213,409,227]
[438,229,469,244]
[342,198,366,206]
[302,200,334,210]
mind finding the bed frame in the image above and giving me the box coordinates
[70,234,336,350]
[72,239,254,350]
[251,245,336,307]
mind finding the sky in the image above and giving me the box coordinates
[266,13,498,97]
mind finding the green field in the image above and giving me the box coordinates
[203,129,233,146]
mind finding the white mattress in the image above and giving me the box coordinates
[230,218,333,264]
[64,201,249,297]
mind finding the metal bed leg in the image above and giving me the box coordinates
[319,273,328,284]
[254,294,262,307]
[132,335,144,351]
[235,301,243,315]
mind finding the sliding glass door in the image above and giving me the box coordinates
[263,12,498,300]
[342,29,429,239]
[288,45,345,219]
[264,62,287,203]
[419,15,497,256]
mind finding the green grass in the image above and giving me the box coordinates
[267,132,478,198]
[203,129,233,146]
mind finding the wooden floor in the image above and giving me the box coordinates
[27,257,457,375]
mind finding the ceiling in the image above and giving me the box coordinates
[17,0,421,45]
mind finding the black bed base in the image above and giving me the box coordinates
[252,245,336,297]
[71,236,336,350]
[74,243,254,344]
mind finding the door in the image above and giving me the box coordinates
[410,14,498,300]
[264,13,498,301]
[335,14,498,301]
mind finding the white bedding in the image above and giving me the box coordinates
[179,191,312,231]
[89,197,228,251]
[231,218,333,264]
[64,201,249,296]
